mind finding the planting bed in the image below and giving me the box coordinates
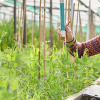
[66,78,100,100]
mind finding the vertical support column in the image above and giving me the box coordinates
[70,0,73,20]
[89,0,91,40]
[39,0,42,79]
[86,13,89,41]
[34,0,36,24]
[90,12,93,39]
[70,0,75,36]
[0,5,1,20]
[43,0,46,85]
[50,0,53,48]
[68,0,70,22]
[79,10,83,42]
[32,12,33,44]
[65,0,67,24]
[14,0,17,41]
[86,0,91,41]
[23,0,27,45]
[75,2,79,39]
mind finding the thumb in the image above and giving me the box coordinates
[65,24,71,34]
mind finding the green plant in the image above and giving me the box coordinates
[0,44,100,100]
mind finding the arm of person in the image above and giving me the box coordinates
[57,23,100,58]
[67,35,100,58]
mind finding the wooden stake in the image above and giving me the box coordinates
[68,0,70,22]
[71,3,76,77]
[65,0,67,24]
[71,3,75,34]
[18,6,20,48]
[43,0,46,85]
[67,0,71,91]
[90,12,93,39]
[18,4,23,52]
[50,0,53,48]
[14,0,17,41]
[22,0,26,44]
[32,12,33,44]
[75,2,79,39]
[65,0,67,55]
[42,10,44,42]
[73,57,75,76]
[89,0,91,40]
[79,10,83,42]
[39,0,42,79]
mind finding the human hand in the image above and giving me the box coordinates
[57,22,73,43]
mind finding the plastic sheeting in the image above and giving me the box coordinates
[0,0,100,33]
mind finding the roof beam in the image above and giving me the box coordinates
[78,0,100,17]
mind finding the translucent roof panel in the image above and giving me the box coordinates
[0,0,100,27]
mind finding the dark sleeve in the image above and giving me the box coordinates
[69,35,100,58]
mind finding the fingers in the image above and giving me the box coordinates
[57,27,65,41]
[65,24,69,32]
[57,28,62,37]
[57,22,61,27]
[57,21,70,32]
[65,24,71,34]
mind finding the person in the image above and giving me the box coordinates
[57,22,100,58]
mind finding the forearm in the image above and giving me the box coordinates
[67,35,100,58]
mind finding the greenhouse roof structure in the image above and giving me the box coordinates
[0,0,100,29]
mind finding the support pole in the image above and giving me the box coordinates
[86,0,91,41]
[89,11,93,39]
[34,0,36,23]
[70,0,75,36]
[32,12,33,44]
[89,0,91,40]
[14,0,17,41]
[18,6,20,48]
[68,0,70,22]
[65,0,67,24]
[50,0,53,48]
[71,3,75,34]
[23,0,27,45]
[43,0,46,85]
[75,2,79,39]
[39,0,42,79]
[79,10,83,42]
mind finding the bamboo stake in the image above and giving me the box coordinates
[65,0,69,90]
[39,0,42,79]
[93,17,96,37]
[18,6,20,48]
[68,0,70,22]
[65,0,68,55]
[50,0,53,48]
[71,3,75,34]
[65,0,67,54]
[71,3,76,76]
[43,0,46,85]
[89,0,91,40]
[75,2,79,39]
[20,3,23,52]
[14,0,17,41]
[79,10,81,42]
[90,12,93,39]
[32,12,33,44]
[22,0,26,44]
[89,13,91,39]
[79,10,83,42]
[65,0,67,24]
[67,0,71,92]
[40,10,43,43]
[18,4,23,52]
